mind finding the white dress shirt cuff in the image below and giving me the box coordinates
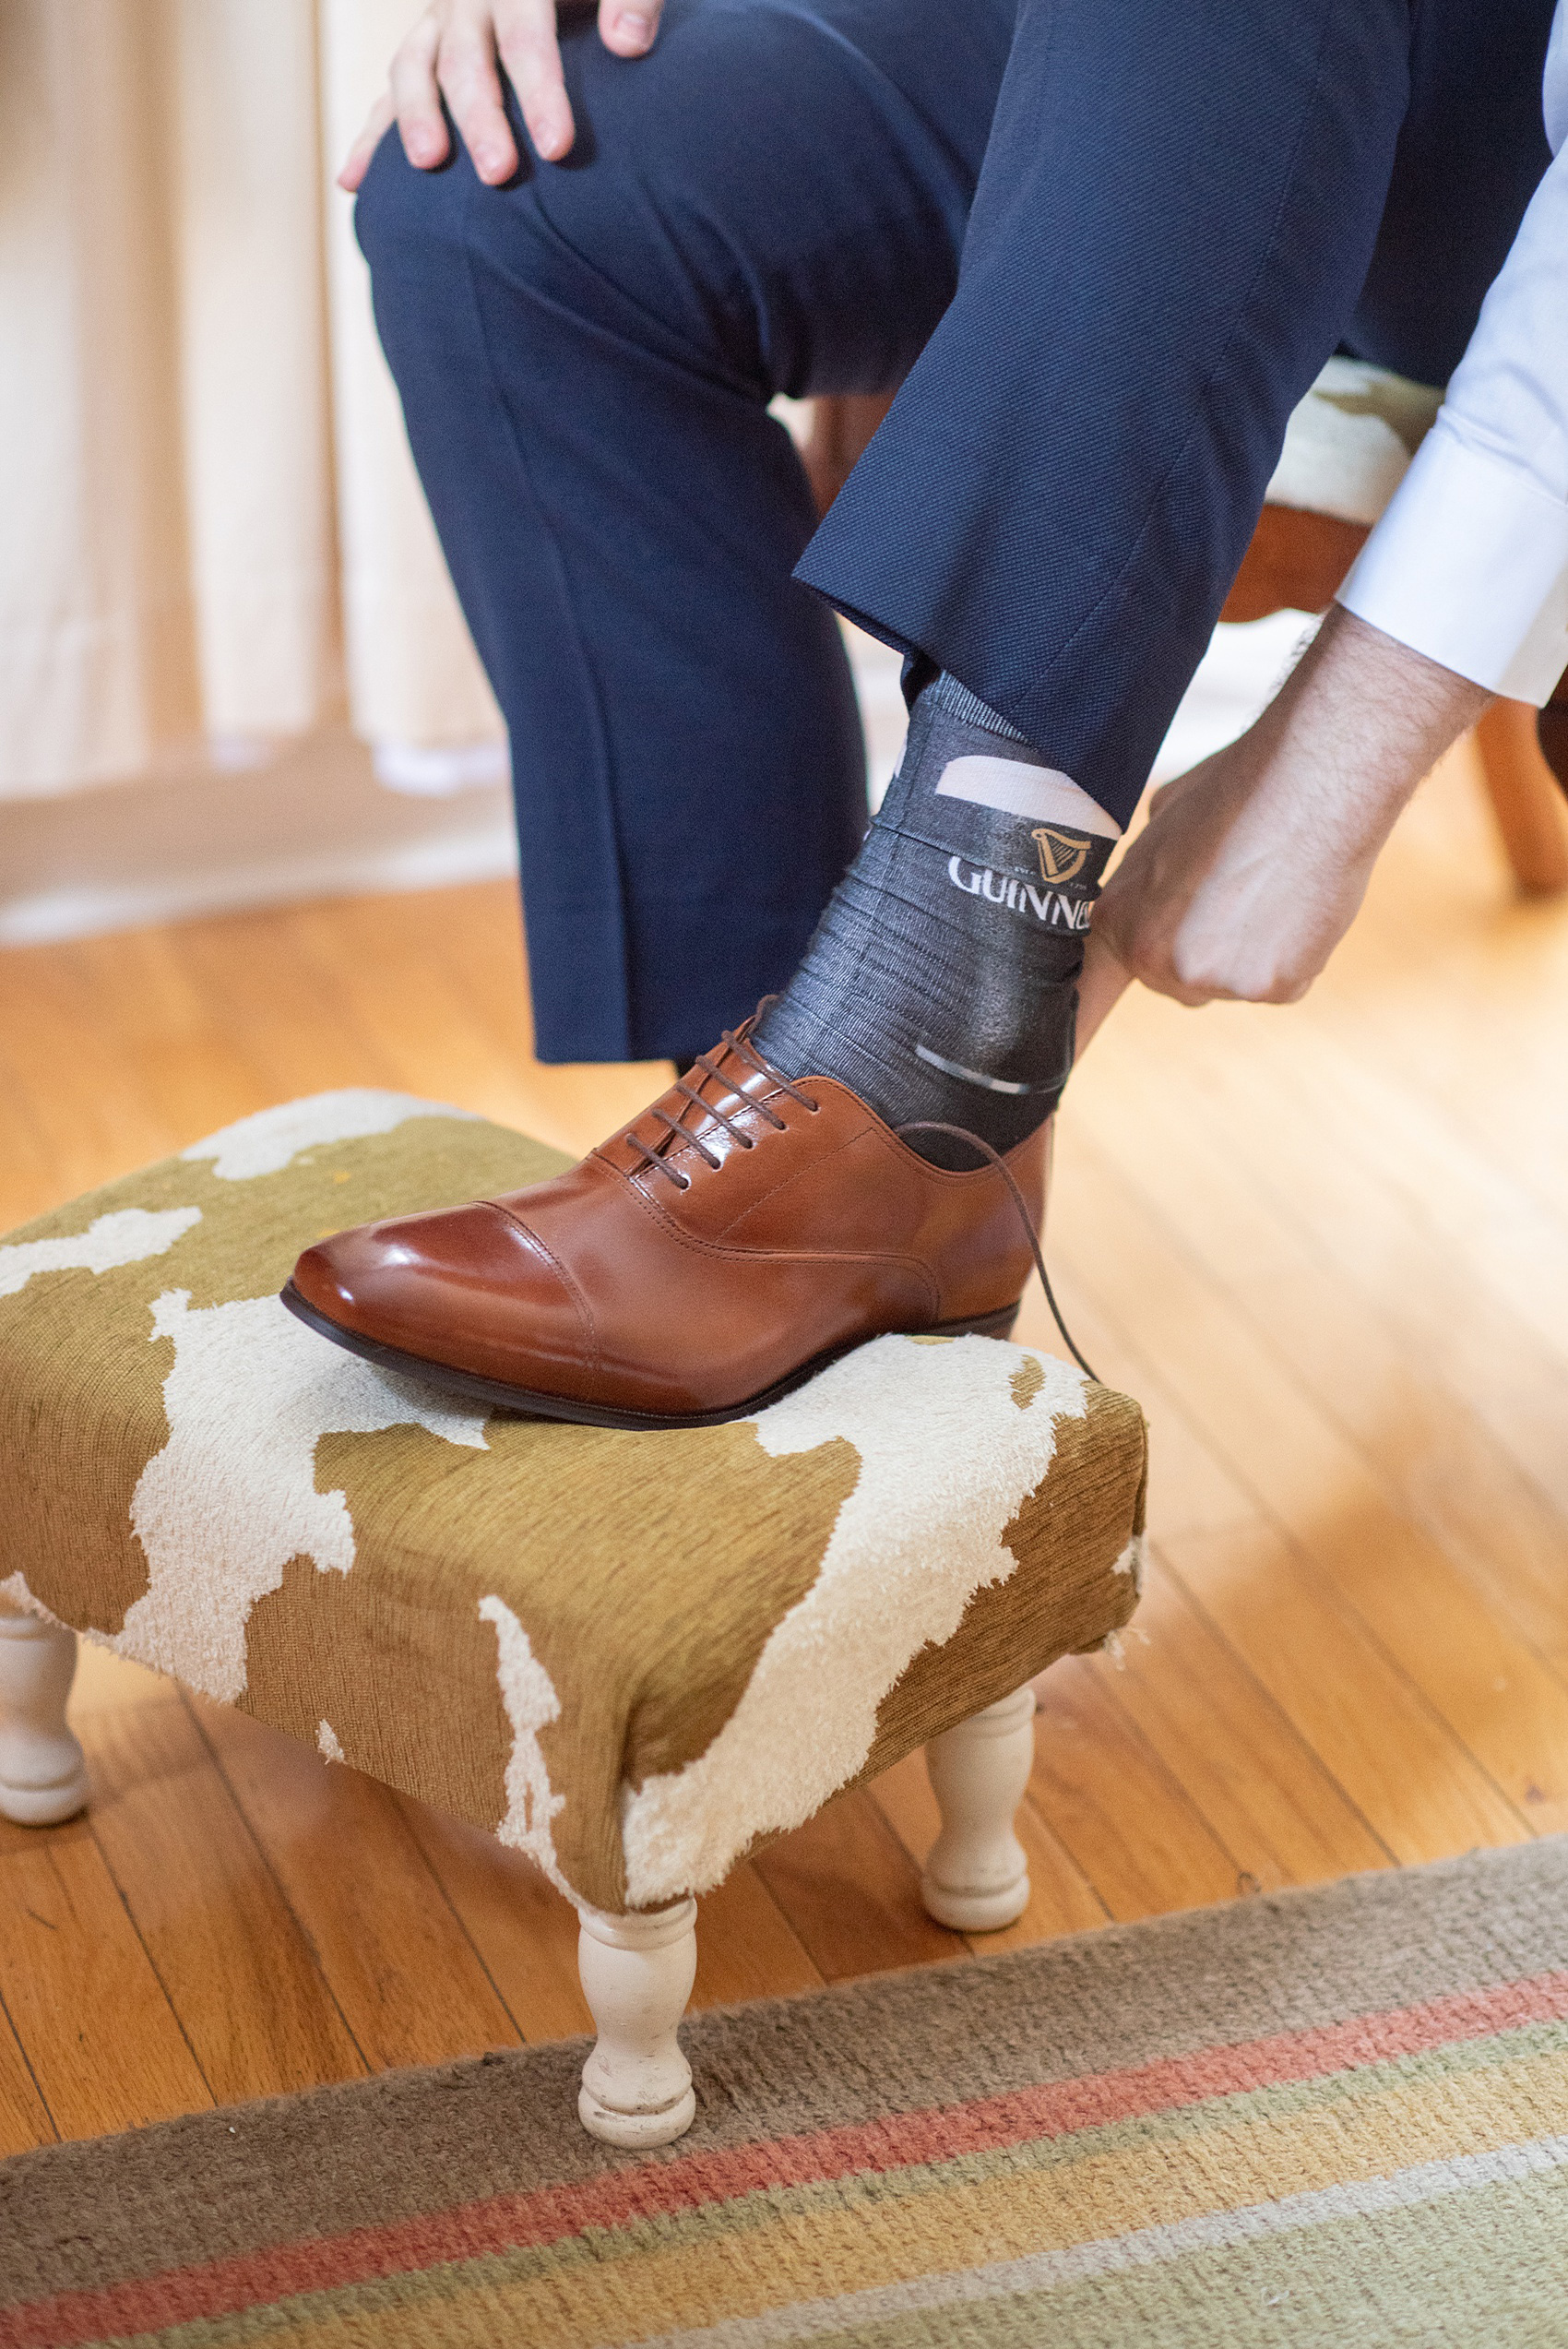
[1336,423,1568,706]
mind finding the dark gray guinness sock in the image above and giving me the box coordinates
[754,674,1117,1163]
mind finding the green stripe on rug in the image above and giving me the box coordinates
[754,2165,1568,2349]
[83,2139,1568,2349]
[5,1841,1567,2349]
[51,2021,1568,2349]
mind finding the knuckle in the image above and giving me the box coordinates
[436,14,496,73]
[435,40,482,86]
[398,11,442,64]
[1169,948,1223,998]
[442,67,501,124]
[498,29,557,78]
[391,54,437,103]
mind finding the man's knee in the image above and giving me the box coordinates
[353,128,472,301]
[352,91,761,405]
[351,123,600,404]
[351,0,956,401]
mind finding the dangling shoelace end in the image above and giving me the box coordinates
[895,1119,1100,1383]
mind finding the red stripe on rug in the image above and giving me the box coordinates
[10,1968,1566,2349]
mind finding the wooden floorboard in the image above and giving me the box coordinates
[1028,1658,1243,1918]
[0,2009,53,2162]
[1081,1556,1392,1892]
[189,1701,522,2074]
[1,733,1564,2147]
[1062,1147,1560,1827]
[0,1824,212,2141]
[750,1788,966,1982]
[81,1696,368,2105]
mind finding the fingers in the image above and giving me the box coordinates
[388,12,453,171]
[493,0,576,164]
[1075,935,1134,1054]
[1094,879,1311,1009]
[597,0,663,57]
[1091,879,1213,1008]
[437,3,531,177]
[338,90,396,192]
[352,0,658,197]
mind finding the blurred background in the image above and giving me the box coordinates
[4,0,1568,2160]
[1,0,515,948]
[0,0,1301,952]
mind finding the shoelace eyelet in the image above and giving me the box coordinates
[624,1017,822,1186]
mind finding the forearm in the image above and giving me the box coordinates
[1092,606,1491,1008]
[1255,604,1495,847]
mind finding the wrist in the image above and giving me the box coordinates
[1276,608,1489,787]
[1236,607,1489,855]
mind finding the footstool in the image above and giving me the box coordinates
[0,1091,1146,2146]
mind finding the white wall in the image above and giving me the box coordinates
[0,727,515,948]
[0,614,1313,947]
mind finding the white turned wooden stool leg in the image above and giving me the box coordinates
[576,1897,698,2148]
[0,1610,89,1826]
[921,1684,1035,1931]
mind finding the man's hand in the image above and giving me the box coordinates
[1091,605,1491,1008]
[339,0,662,190]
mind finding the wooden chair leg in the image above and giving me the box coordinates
[1473,699,1568,895]
[801,392,897,517]
[0,1609,89,1826]
[921,1684,1036,1931]
[1536,682,1568,795]
[576,1897,698,2147]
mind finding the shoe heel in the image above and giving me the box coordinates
[924,1302,1020,1342]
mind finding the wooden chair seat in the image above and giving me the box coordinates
[805,369,1568,893]
[1224,358,1568,894]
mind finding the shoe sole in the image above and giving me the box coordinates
[279,1280,1020,1433]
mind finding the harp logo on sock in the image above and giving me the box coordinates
[946,857,1094,931]
[1031,827,1090,886]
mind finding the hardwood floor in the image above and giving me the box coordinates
[2,733,1566,2151]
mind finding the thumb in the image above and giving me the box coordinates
[599,0,663,55]
[1075,934,1133,1056]
[339,90,396,193]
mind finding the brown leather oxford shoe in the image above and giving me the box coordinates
[282,1023,1050,1430]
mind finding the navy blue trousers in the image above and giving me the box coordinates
[357,0,1553,1064]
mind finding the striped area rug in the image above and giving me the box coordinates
[3,1841,1565,2347]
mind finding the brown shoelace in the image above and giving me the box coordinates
[895,1121,1100,1382]
[617,1021,1100,1384]
[619,1021,819,1192]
